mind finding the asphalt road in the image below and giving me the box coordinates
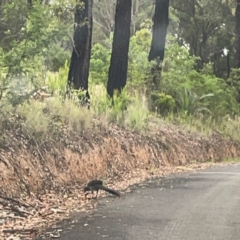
[37,164,240,240]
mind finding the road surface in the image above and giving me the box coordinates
[37,164,240,240]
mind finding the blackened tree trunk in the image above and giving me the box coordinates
[148,0,169,62]
[107,0,132,98]
[67,0,93,95]
[236,0,240,68]
[147,0,169,93]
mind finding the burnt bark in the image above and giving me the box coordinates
[67,0,93,92]
[107,0,132,98]
[148,0,169,62]
[236,0,240,68]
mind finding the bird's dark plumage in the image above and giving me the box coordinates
[84,180,120,198]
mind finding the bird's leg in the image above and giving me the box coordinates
[84,192,89,198]
[95,190,99,199]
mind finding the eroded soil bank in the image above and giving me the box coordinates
[1,122,240,196]
[0,121,240,239]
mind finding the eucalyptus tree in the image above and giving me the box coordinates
[67,0,93,107]
[107,0,132,98]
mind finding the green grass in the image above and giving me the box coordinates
[221,158,240,163]
[1,63,240,143]
[164,113,240,141]
[0,95,93,141]
[1,85,240,144]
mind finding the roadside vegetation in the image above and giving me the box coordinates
[1,2,240,238]
[0,0,240,144]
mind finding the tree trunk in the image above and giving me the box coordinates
[148,0,169,62]
[107,0,132,98]
[236,0,240,68]
[67,0,93,94]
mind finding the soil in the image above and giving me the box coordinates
[0,117,240,239]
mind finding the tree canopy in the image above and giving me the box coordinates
[0,0,240,122]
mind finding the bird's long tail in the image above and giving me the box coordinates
[98,185,120,197]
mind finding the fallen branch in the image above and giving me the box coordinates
[51,208,67,214]
[10,206,28,217]
[39,210,54,217]
[3,227,38,234]
[0,195,30,208]
[5,215,25,220]
[0,156,9,168]
[10,206,34,216]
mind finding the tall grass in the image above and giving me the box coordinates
[1,62,240,142]
[5,96,93,140]
[165,113,240,141]
[89,84,150,132]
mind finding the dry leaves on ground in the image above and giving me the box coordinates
[0,161,230,239]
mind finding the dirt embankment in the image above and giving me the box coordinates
[0,122,240,197]
[1,121,240,239]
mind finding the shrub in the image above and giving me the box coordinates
[150,92,175,115]
[161,38,239,116]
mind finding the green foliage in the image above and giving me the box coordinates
[175,87,214,116]
[162,41,199,93]
[0,0,240,141]
[184,71,238,116]
[108,90,132,125]
[47,61,69,94]
[0,48,7,91]
[89,84,149,132]
[124,93,150,131]
[47,62,91,107]
[170,0,235,75]
[165,112,240,142]
[13,96,92,140]
[1,0,72,81]
[227,68,240,97]
[161,38,239,116]
[128,27,151,89]
[44,44,71,72]
[89,27,152,89]
[90,43,111,85]
[150,92,175,115]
